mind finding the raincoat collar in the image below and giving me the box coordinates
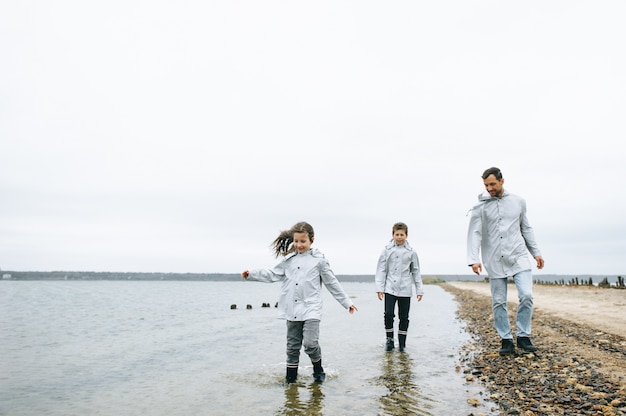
[284,248,319,260]
[384,239,413,251]
[477,189,509,202]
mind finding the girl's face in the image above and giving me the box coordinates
[293,232,313,253]
[393,229,407,246]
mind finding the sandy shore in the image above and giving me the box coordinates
[446,281,626,338]
[442,281,626,415]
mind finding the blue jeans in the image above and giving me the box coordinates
[489,270,533,339]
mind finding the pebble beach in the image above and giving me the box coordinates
[443,282,626,416]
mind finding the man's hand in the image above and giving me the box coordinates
[535,256,545,270]
[471,263,482,275]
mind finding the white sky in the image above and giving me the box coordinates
[1,1,625,276]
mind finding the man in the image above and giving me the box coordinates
[467,167,545,355]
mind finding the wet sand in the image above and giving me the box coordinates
[443,281,626,415]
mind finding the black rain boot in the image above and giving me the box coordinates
[499,338,515,355]
[286,366,298,383]
[385,337,394,352]
[517,337,537,352]
[398,334,407,352]
[312,359,325,383]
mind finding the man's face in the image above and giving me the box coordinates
[483,174,504,197]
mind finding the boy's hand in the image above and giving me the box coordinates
[416,294,423,302]
[349,305,358,314]
[241,270,249,279]
[377,292,384,301]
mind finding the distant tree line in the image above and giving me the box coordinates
[2,271,242,281]
[1,271,376,282]
[534,275,624,289]
[3,271,623,287]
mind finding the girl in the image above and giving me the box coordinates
[242,221,357,383]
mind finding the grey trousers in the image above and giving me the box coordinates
[286,319,321,367]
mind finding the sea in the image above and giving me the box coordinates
[0,281,499,416]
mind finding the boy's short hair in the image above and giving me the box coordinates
[392,222,408,233]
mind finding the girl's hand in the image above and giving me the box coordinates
[349,305,358,314]
[416,294,423,302]
[241,270,249,279]
[377,292,384,301]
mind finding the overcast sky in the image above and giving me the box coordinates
[2,1,625,276]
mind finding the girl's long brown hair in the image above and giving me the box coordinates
[271,222,314,257]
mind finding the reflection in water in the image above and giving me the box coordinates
[276,381,325,415]
[377,352,435,416]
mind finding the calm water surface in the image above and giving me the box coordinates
[0,281,496,415]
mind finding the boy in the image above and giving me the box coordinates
[375,222,424,352]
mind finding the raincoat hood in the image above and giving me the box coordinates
[384,239,415,251]
[477,190,509,202]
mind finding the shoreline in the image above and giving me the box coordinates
[442,282,626,415]
[446,281,626,337]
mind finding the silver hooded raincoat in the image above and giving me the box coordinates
[374,241,423,297]
[467,191,542,279]
[247,248,353,321]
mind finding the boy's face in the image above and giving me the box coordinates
[392,229,407,246]
[293,232,313,253]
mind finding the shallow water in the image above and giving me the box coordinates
[0,281,496,415]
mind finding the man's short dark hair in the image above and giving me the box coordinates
[482,167,503,180]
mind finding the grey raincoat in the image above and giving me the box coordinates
[374,241,423,297]
[467,191,542,279]
[247,248,353,321]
